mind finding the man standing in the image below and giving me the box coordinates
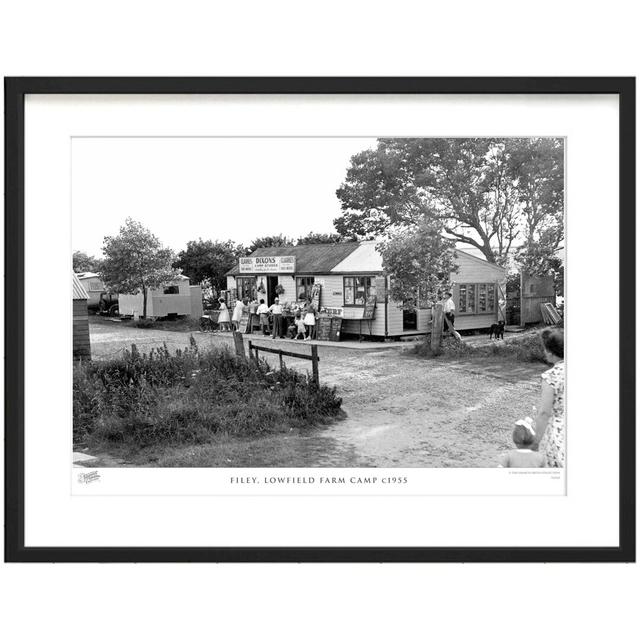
[443,291,456,332]
[268,297,283,339]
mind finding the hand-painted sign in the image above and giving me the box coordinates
[321,307,343,317]
[239,256,296,274]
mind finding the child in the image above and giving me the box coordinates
[303,300,316,341]
[217,297,231,331]
[498,418,546,468]
[293,312,306,340]
[256,298,269,335]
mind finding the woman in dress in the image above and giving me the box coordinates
[533,327,565,467]
[232,297,247,331]
[303,300,316,341]
[217,297,231,331]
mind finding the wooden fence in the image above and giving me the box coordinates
[247,338,320,385]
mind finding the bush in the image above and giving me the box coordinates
[135,317,156,329]
[413,331,548,363]
[73,337,343,446]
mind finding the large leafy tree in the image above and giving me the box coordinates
[101,218,180,318]
[295,231,346,245]
[377,219,458,310]
[335,138,564,267]
[174,239,245,291]
[73,250,102,273]
[247,234,293,253]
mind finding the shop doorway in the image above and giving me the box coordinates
[267,276,279,304]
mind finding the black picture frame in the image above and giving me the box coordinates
[4,77,636,563]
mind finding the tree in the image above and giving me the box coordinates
[295,231,346,245]
[376,219,458,311]
[247,234,293,253]
[174,239,245,292]
[335,138,564,266]
[73,250,102,273]
[101,218,180,318]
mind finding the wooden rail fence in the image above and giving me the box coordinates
[247,339,319,385]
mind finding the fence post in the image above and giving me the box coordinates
[431,302,444,353]
[233,331,246,360]
[311,345,319,386]
[278,351,284,371]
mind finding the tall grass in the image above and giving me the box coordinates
[73,337,343,446]
[413,331,548,363]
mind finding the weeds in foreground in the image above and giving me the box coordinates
[74,337,342,446]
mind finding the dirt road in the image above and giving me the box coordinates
[87,319,545,467]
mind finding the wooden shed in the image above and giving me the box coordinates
[225,241,506,338]
[72,272,91,360]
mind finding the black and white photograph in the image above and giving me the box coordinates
[71,135,565,471]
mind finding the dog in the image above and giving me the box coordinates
[489,320,505,340]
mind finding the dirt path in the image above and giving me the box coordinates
[84,319,545,468]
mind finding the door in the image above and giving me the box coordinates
[403,308,417,331]
[267,276,279,305]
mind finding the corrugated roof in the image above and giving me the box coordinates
[226,242,361,275]
[72,272,89,300]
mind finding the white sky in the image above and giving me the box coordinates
[71,137,375,257]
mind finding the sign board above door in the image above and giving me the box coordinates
[239,256,296,274]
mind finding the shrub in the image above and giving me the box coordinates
[73,338,343,446]
[412,331,548,363]
[135,317,156,328]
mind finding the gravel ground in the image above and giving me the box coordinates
[85,318,546,468]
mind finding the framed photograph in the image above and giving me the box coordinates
[5,77,635,562]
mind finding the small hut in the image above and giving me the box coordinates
[72,272,91,360]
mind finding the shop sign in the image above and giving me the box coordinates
[239,256,296,273]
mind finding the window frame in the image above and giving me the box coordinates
[295,276,315,302]
[457,283,497,315]
[236,276,256,301]
[163,285,180,295]
[343,275,376,307]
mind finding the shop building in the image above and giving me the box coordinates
[226,241,506,338]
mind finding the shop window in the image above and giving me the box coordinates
[458,283,496,314]
[296,277,315,302]
[163,285,179,295]
[344,276,376,306]
[236,276,256,301]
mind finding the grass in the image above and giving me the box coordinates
[73,337,343,449]
[413,330,548,363]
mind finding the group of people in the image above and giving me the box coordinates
[215,297,248,332]
[216,295,317,341]
[255,297,317,340]
[498,327,565,468]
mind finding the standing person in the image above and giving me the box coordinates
[532,328,565,467]
[268,297,283,339]
[232,297,246,331]
[217,297,231,331]
[442,291,456,332]
[303,300,316,341]
[256,298,269,335]
[293,312,307,340]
